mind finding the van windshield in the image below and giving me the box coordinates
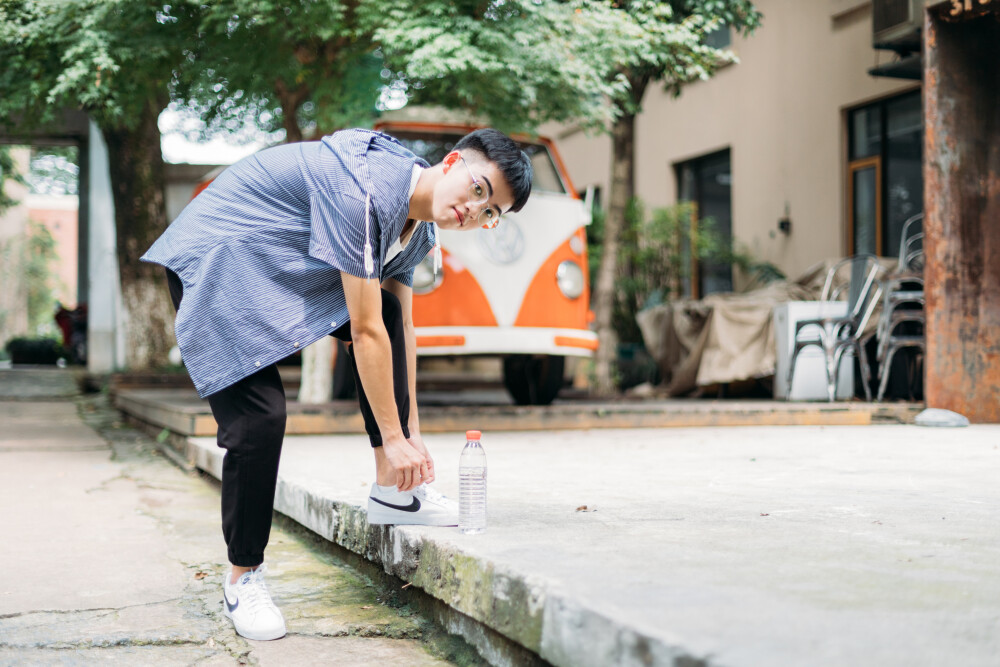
[381,129,567,195]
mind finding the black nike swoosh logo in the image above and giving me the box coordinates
[225,593,239,613]
[370,496,421,512]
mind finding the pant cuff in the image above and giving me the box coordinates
[229,552,264,568]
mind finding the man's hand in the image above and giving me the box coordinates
[382,435,427,492]
[406,433,435,485]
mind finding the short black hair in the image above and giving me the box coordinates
[453,129,533,214]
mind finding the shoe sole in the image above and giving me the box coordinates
[222,601,286,641]
[366,505,458,526]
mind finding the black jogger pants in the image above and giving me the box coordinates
[166,269,410,567]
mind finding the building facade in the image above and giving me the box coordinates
[549,0,920,291]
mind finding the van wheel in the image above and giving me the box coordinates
[502,355,565,406]
[332,341,357,400]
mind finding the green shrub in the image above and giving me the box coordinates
[4,337,66,365]
[612,199,784,344]
[24,220,59,335]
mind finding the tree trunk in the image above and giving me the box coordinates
[102,96,174,370]
[274,77,308,143]
[592,110,637,395]
[298,337,335,403]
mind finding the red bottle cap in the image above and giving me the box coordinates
[466,430,482,440]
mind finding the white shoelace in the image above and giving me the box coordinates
[235,564,276,616]
[415,484,454,507]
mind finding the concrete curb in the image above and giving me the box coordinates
[184,438,707,667]
[115,388,923,438]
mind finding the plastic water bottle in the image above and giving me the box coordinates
[459,430,487,534]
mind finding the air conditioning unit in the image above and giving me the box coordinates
[873,0,930,51]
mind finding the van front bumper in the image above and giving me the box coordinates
[414,326,597,357]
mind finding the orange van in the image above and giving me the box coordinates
[374,121,596,405]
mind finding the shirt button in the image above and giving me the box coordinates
[255,361,261,367]
[331,321,337,328]
[293,342,299,348]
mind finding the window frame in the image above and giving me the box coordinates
[675,147,734,300]
[846,155,883,255]
[844,88,921,257]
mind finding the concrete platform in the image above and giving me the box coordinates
[0,367,81,400]
[176,424,1000,667]
[114,387,923,437]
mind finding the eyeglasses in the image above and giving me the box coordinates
[460,156,502,229]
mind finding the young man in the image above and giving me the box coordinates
[142,128,532,641]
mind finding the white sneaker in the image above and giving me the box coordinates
[222,564,286,641]
[367,483,458,526]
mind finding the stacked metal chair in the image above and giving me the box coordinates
[874,213,925,401]
[787,254,885,401]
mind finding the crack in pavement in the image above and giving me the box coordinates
[0,596,186,620]
[0,637,213,650]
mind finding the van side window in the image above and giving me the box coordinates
[522,144,565,194]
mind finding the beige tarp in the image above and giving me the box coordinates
[635,260,887,396]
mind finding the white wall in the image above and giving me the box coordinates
[87,119,126,373]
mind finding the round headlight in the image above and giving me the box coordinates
[556,261,584,299]
[412,254,441,295]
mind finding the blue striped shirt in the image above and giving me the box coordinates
[142,129,434,397]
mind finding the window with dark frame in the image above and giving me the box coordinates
[703,24,731,50]
[847,90,923,257]
[676,148,733,299]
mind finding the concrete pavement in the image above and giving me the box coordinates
[0,370,470,666]
[6,367,998,666]
[177,423,1000,666]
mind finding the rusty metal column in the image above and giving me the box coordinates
[923,5,1000,422]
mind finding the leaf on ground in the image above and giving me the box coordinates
[576,505,597,512]
[194,571,208,579]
